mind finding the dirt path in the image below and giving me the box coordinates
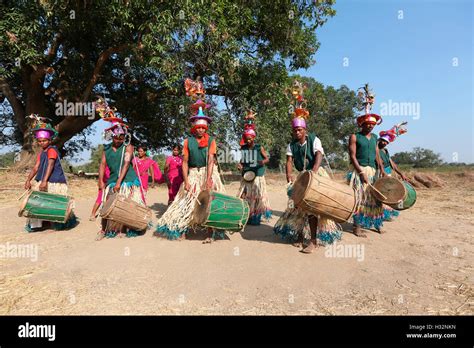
[0,174,472,315]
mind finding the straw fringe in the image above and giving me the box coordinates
[101,181,145,237]
[273,168,342,245]
[347,166,384,229]
[238,176,272,225]
[155,165,224,240]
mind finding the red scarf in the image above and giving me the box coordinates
[193,132,210,148]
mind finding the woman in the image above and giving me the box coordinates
[164,144,184,205]
[132,145,161,203]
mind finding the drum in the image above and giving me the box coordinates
[100,193,152,231]
[291,171,357,223]
[193,190,249,231]
[18,190,73,223]
[372,177,406,205]
[243,171,256,182]
[388,181,417,211]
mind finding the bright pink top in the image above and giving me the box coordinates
[132,157,155,190]
[103,166,110,184]
[166,155,183,179]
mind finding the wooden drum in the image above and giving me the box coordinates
[291,171,357,223]
[100,193,152,231]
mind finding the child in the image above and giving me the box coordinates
[24,115,77,232]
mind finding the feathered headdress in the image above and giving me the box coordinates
[95,98,130,140]
[28,114,58,139]
[184,78,212,132]
[240,109,257,146]
[356,83,382,127]
[290,79,309,128]
[379,122,408,143]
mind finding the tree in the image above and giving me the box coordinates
[392,147,444,168]
[0,0,336,165]
[74,144,104,173]
[391,151,414,165]
[411,147,443,168]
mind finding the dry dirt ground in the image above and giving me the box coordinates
[0,171,472,315]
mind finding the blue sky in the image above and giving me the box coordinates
[3,0,472,164]
[294,0,473,163]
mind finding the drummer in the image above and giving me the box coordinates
[347,85,385,237]
[378,122,409,221]
[237,110,272,225]
[273,85,342,254]
[96,99,145,239]
[23,115,77,232]
[155,78,225,243]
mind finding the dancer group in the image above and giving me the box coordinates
[21,80,410,253]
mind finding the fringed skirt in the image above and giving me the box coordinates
[273,168,342,245]
[101,179,145,238]
[238,175,272,225]
[347,166,384,230]
[25,181,77,231]
[155,165,225,240]
[382,167,400,221]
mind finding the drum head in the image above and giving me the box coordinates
[99,192,117,217]
[193,190,212,225]
[291,171,311,206]
[18,190,33,217]
[373,177,406,204]
[243,171,256,182]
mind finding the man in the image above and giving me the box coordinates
[155,79,225,243]
[378,122,409,221]
[348,85,386,237]
[274,87,341,254]
[237,110,272,225]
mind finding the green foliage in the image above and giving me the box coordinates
[392,147,444,168]
[0,0,336,157]
[74,145,104,173]
[152,154,166,172]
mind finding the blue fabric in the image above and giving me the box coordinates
[35,146,66,183]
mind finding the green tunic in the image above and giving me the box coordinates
[355,132,378,169]
[290,133,317,171]
[187,135,215,168]
[380,148,391,169]
[105,143,138,186]
[241,143,265,177]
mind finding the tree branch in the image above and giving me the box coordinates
[81,44,128,102]
[45,33,63,65]
[0,78,25,131]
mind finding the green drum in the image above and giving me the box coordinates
[18,190,73,223]
[388,182,417,211]
[193,190,249,231]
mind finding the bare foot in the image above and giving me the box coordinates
[89,215,96,221]
[376,228,386,234]
[202,237,214,244]
[95,230,105,241]
[292,242,303,248]
[300,242,316,254]
[353,226,367,238]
